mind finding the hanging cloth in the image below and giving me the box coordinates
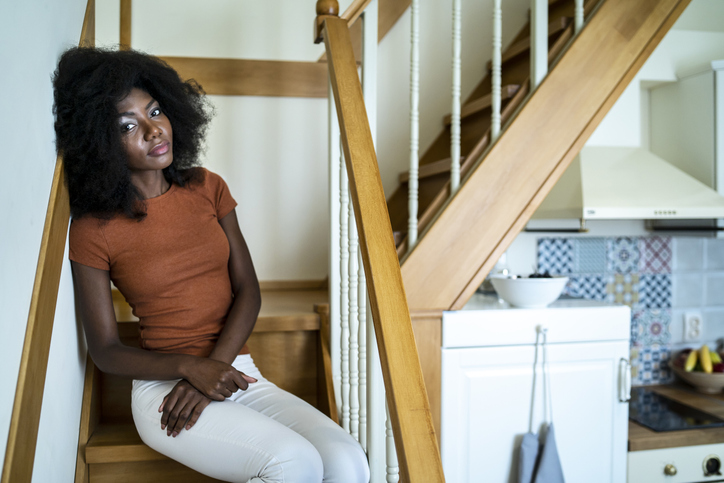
[517,327,565,483]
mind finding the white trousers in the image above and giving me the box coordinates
[132,354,370,483]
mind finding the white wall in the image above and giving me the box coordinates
[0,0,89,481]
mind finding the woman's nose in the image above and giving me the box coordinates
[144,123,162,140]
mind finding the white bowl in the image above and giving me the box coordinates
[489,275,569,308]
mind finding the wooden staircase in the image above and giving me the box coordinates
[75,286,334,483]
[389,0,594,256]
[399,0,692,311]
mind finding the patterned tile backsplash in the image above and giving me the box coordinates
[537,236,724,387]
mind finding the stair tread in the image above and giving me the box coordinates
[86,422,166,464]
[485,16,571,70]
[114,288,328,331]
[443,85,519,126]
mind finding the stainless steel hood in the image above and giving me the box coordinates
[532,146,724,221]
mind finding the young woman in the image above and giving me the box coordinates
[54,47,369,483]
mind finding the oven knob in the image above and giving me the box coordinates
[704,455,722,476]
[664,464,677,476]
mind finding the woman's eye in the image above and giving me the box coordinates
[150,107,161,117]
[121,123,135,133]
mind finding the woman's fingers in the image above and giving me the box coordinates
[185,398,212,431]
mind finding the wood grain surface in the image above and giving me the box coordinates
[323,16,444,482]
[400,0,692,312]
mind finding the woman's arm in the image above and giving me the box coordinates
[158,209,261,437]
[71,261,250,400]
[207,209,262,364]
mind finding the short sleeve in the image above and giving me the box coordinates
[69,216,111,271]
[205,169,237,219]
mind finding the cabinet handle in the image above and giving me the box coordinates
[619,358,632,402]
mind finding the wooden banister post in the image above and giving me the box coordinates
[315,0,339,44]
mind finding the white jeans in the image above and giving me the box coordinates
[132,354,369,483]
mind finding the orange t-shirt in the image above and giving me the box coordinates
[69,168,244,357]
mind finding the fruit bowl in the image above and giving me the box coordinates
[671,365,724,394]
[489,275,568,309]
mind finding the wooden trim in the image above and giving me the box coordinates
[74,357,100,483]
[159,57,329,98]
[400,0,692,311]
[79,0,95,46]
[322,17,444,482]
[315,305,340,424]
[341,0,373,27]
[258,279,328,291]
[119,0,131,50]
[2,158,72,483]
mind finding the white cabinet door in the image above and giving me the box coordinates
[441,340,629,483]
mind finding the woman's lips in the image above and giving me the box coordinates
[148,142,170,156]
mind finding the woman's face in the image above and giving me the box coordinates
[117,88,173,174]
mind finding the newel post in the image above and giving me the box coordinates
[315,0,339,44]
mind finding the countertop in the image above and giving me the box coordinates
[629,383,724,451]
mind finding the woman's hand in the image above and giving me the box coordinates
[182,357,257,401]
[159,380,211,437]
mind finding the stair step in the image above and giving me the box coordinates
[86,423,163,464]
[485,16,571,71]
[399,156,466,183]
[114,288,327,332]
[443,85,519,126]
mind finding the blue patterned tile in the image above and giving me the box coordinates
[639,237,672,274]
[574,238,606,273]
[632,308,671,346]
[606,237,641,274]
[564,275,607,300]
[537,238,573,275]
[639,274,672,309]
[633,343,673,386]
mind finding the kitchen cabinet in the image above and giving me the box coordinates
[440,296,630,483]
[650,60,724,230]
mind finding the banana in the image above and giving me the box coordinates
[701,345,713,374]
[685,350,699,372]
[711,351,722,364]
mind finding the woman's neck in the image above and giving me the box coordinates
[131,170,171,200]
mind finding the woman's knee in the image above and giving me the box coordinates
[316,436,370,483]
[263,433,324,483]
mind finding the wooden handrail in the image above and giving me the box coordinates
[340,0,373,27]
[315,3,444,481]
[1,2,95,482]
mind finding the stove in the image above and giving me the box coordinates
[629,387,724,432]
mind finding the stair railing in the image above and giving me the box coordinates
[316,1,444,482]
[1,2,95,482]
[406,0,586,256]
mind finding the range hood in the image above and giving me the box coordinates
[532,146,724,222]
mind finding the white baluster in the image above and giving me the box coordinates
[408,0,420,250]
[385,401,400,483]
[358,250,367,451]
[450,0,462,194]
[340,139,350,433]
[348,201,360,441]
[575,0,584,34]
[530,0,548,89]
[327,80,342,417]
[491,0,502,142]
[367,298,386,481]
